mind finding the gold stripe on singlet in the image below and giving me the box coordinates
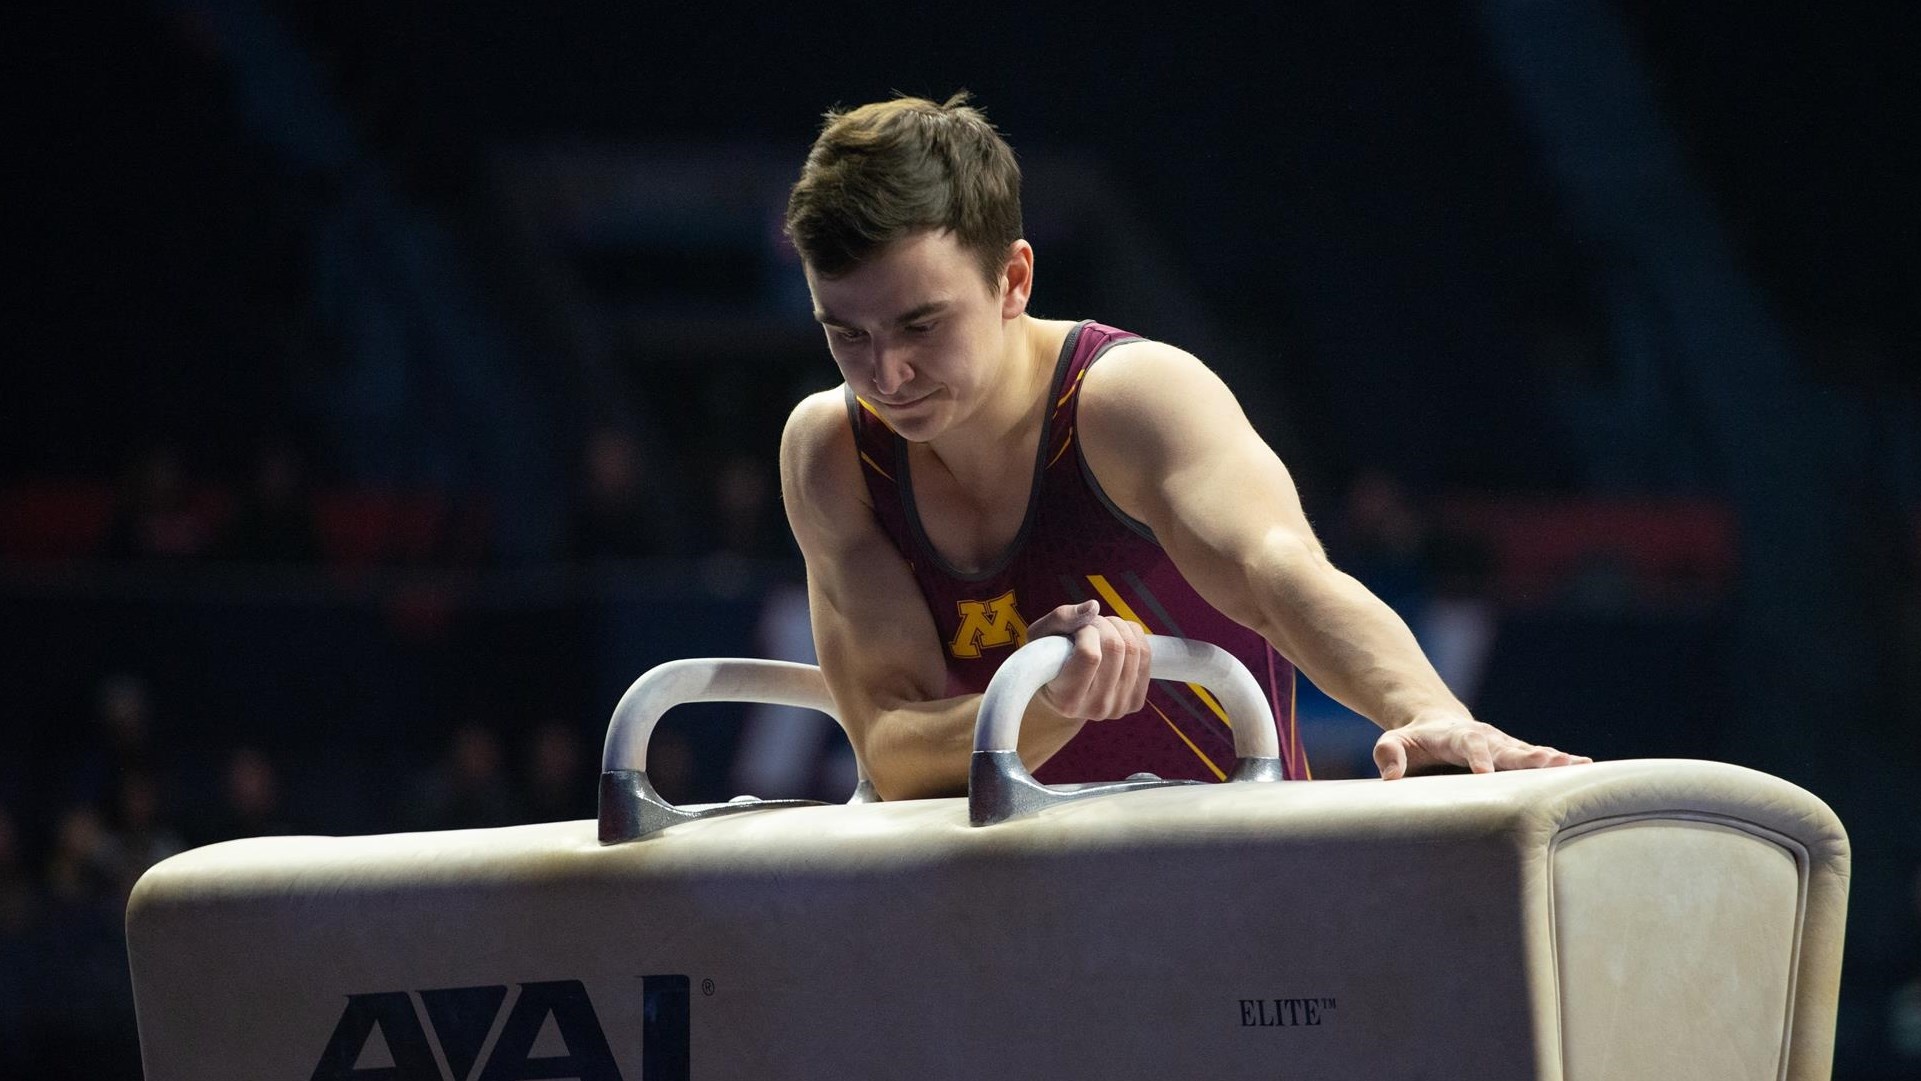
[1086,573,1235,732]
[1149,701,1227,781]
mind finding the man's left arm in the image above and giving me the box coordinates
[1078,341,1588,778]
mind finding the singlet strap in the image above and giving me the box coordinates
[1051,325,1158,544]
[844,385,918,566]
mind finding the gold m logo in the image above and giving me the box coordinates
[949,590,1029,659]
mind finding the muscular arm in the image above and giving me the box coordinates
[779,391,1092,800]
[1078,343,1585,776]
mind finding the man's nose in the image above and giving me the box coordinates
[872,343,913,396]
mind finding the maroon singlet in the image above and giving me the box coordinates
[847,320,1308,783]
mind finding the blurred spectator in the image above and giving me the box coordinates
[105,772,184,897]
[699,453,786,597]
[522,719,594,823]
[411,725,523,830]
[1329,468,1432,614]
[1329,470,1499,708]
[35,805,142,1077]
[104,444,215,560]
[707,453,780,560]
[570,427,682,561]
[217,441,320,563]
[64,673,159,813]
[1422,528,1501,709]
[730,581,859,802]
[197,747,297,845]
[44,807,119,909]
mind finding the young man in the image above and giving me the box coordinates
[779,93,1587,801]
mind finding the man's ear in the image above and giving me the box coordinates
[999,240,1034,319]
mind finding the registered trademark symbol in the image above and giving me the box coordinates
[701,979,715,996]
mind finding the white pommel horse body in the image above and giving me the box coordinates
[127,638,1850,1080]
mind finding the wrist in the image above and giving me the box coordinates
[1380,700,1472,732]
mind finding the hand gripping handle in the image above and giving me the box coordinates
[969,635,1286,826]
[598,658,876,844]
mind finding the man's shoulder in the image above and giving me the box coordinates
[782,387,858,465]
[780,387,868,521]
[1080,337,1223,426]
[1076,336,1256,513]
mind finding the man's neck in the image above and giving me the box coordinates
[924,315,1062,485]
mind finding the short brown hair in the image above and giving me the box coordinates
[784,91,1023,290]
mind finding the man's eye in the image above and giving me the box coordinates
[833,328,866,342]
[905,322,935,334]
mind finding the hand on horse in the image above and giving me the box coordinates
[1373,711,1591,779]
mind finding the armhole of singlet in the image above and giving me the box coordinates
[1075,337,1163,546]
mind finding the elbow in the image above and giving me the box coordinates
[868,771,953,803]
[861,739,968,802]
[853,726,967,803]
[1227,529,1331,632]
[1258,528,1330,575]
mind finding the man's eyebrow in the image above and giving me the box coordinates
[892,301,950,325]
[813,301,952,328]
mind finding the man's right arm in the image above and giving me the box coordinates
[778,391,1099,800]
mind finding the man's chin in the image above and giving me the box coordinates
[877,395,945,437]
[893,420,944,444]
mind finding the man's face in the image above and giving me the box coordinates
[806,230,1016,443]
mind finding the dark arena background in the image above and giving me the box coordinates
[5,2,1917,1077]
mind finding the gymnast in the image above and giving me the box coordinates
[778,92,1589,800]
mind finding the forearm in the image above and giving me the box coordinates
[1248,541,1465,731]
[858,691,1086,801]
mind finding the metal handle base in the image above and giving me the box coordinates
[968,751,1206,826]
[968,636,1288,827]
[598,770,829,844]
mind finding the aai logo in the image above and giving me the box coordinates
[311,976,689,1081]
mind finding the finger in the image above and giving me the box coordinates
[1513,744,1587,769]
[1096,618,1147,717]
[1090,618,1131,717]
[1465,730,1495,774]
[1530,745,1573,768]
[1373,732,1407,781]
[1045,622,1106,715]
[1499,741,1558,769]
[1031,599,1100,638]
